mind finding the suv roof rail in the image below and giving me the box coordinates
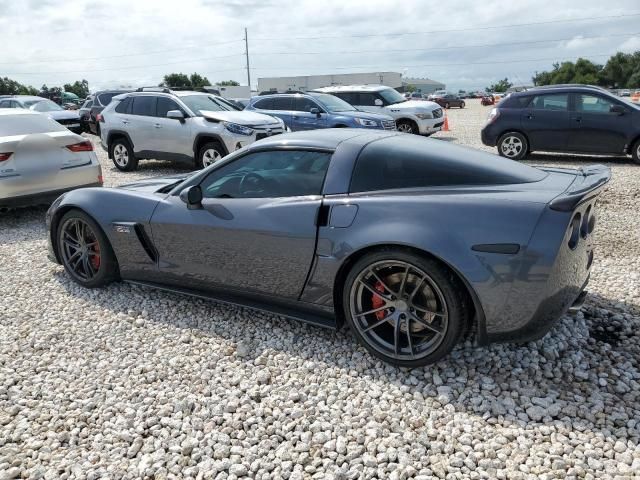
[529,84,608,92]
[258,90,306,95]
[135,87,172,93]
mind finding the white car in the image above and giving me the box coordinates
[99,89,286,171]
[314,85,444,135]
[0,109,102,210]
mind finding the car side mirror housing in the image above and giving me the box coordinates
[374,99,384,106]
[310,107,321,116]
[167,109,185,120]
[180,185,203,209]
[610,105,625,115]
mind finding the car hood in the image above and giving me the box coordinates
[387,100,440,112]
[333,110,394,121]
[116,173,191,193]
[200,110,281,126]
[46,110,80,121]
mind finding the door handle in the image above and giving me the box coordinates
[292,115,299,119]
[526,114,534,120]
[122,120,129,124]
[574,116,582,123]
[154,124,162,128]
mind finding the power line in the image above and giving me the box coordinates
[252,13,640,40]
[250,32,640,56]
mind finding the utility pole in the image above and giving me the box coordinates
[244,28,251,89]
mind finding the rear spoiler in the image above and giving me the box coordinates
[549,164,611,212]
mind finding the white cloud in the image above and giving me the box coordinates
[2,0,639,91]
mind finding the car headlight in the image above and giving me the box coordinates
[223,122,254,136]
[415,113,433,119]
[354,118,379,127]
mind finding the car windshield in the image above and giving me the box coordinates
[26,99,63,112]
[378,88,406,105]
[311,93,356,112]
[0,114,65,136]
[180,94,237,115]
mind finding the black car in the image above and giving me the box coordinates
[481,84,640,163]
[78,96,94,133]
[87,90,133,136]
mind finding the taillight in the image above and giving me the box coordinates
[96,113,104,123]
[0,152,13,162]
[66,141,94,152]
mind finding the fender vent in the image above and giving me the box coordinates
[134,224,158,263]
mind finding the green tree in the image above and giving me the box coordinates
[405,84,416,93]
[486,78,512,93]
[161,73,191,88]
[189,73,211,88]
[216,80,240,86]
[531,53,640,87]
[63,79,89,98]
[601,52,640,88]
[0,77,38,95]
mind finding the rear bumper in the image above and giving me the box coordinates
[1,179,102,209]
[481,125,498,147]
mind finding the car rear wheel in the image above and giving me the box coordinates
[343,250,466,368]
[110,138,138,171]
[57,210,118,288]
[444,102,450,109]
[632,139,640,165]
[460,101,465,109]
[197,142,225,169]
[396,120,418,134]
[497,132,528,160]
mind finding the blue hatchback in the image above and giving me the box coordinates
[246,92,397,132]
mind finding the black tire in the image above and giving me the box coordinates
[444,102,450,109]
[342,249,467,368]
[110,137,138,171]
[57,209,118,288]
[632,139,640,165]
[497,131,528,161]
[396,120,419,135]
[95,123,101,138]
[460,101,465,109]
[196,141,226,169]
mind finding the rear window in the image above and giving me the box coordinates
[350,136,546,193]
[115,97,132,114]
[0,114,65,136]
[97,92,120,106]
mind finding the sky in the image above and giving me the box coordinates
[1,0,639,92]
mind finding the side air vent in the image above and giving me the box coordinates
[568,212,582,250]
[134,224,158,263]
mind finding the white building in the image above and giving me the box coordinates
[401,77,446,94]
[257,72,403,93]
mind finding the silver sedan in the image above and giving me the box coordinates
[0,109,102,210]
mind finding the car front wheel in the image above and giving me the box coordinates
[460,101,465,109]
[396,120,418,134]
[57,210,118,288]
[197,142,225,169]
[632,139,640,165]
[497,132,528,160]
[343,250,466,368]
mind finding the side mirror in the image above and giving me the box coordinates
[179,185,203,210]
[610,104,625,115]
[310,107,321,116]
[374,99,384,106]
[167,109,185,120]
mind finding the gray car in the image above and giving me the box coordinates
[46,129,609,367]
[0,109,101,210]
[0,95,82,133]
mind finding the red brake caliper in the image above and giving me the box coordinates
[371,281,387,319]
[90,241,101,270]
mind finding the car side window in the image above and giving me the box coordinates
[358,93,378,106]
[0,100,10,108]
[115,97,132,114]
[336,92,357,104]
[199,150,332,199]
[530,94,568,111]
[272,97,293,111]
[294,96,319,112]
[156,97,182,117]
[253,98,273,110]
[131,96,156,116]
[576,94,617,114]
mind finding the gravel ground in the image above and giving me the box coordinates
[1,99,639,479]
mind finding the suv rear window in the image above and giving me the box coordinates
[131,96,156,116]
[97,92,120,106]
[350,136,546,193]
[115,97,132,114]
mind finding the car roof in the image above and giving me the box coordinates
[314,85,392,93]
[515,84,610,95]
[246,128,400,151]
[5,95,45,101]
[0,108,40,116]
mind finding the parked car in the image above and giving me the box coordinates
[87,90,134,136]
[620,89,631,97]
[246,92,396,132]
[46,128,609,367]
[314,85,443,135]
[427,90,448,100]
[431,93,466,109]
[99,88,285,171]
[0,109,101,209]
[407,92,426,101]
[481,94,495,106]
[0,96,82,133]
[481,84,640,163]
[78,96,94,133]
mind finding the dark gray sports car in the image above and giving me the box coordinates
[46,129,610,367]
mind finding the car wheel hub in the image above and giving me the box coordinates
[398,124,412,133]
[114,144,128,166]
[60,218,101,281]
[203,149,221,167]
[501,136,522,157]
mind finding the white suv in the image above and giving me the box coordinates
[99,89,285,171]
[314,85,444,135]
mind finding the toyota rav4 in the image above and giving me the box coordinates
[99,88,286,171]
